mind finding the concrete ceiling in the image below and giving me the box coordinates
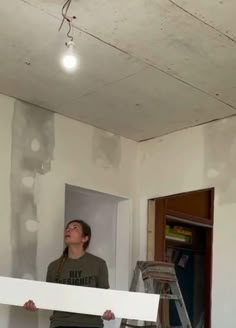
[0,0,236,141]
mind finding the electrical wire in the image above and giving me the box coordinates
[58,0,76,43]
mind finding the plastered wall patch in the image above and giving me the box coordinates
[92,129,121,169]
[9,100,54,328]
[204,118,236,204]
[207,169,219,178]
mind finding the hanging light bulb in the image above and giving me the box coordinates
[61,41,78,72]
[58,0,79,72]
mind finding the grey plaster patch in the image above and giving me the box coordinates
[9,100,54,328]
[204,117,236,204]
[92,129,121,168]
[207,168,219,179]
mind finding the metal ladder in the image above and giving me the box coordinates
[120,261,192,328]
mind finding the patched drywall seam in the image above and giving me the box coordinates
[92,130,121,168]
[204,117,236,204]
[9,100,54,328]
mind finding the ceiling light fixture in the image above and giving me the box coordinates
[61,40,78,72]
[59,0,78,72]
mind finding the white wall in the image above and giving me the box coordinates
[0,94,14,328]
[0,93,137,328]
[1,90,236,328]
[137,118,236,328]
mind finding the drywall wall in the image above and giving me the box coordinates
[9,99,55,328]
[0,93,137,328]
[0,95,13,328]
[137,118,236,328]
[2,89,236,328]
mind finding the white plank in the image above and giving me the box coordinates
[0,276,159,321]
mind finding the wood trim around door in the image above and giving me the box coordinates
[154,198,166,261]
[153,188,214,328]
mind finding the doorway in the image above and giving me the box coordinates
[147,188,214,328]
[64,184,131,328]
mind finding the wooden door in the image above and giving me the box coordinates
[154,188,214,328]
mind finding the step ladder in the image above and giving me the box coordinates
[120,261,192,328]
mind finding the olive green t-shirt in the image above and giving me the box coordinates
[46,252,109,328]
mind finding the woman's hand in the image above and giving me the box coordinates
[23,300,38,312]
[102,310,115,321]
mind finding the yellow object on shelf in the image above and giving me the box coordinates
[165,225,192,244]
[173,226,192,237]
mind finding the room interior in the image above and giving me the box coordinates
[0,1,235,328]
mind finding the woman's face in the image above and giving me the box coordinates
[64,222,88,247]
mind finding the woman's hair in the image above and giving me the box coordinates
[55,219,91,283]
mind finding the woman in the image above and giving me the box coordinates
[24,219,115,328]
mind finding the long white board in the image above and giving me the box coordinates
[0,276,159,321]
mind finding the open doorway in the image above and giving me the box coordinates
[147,188,214,328]
[64,184,131,328]
[64,184,131,291]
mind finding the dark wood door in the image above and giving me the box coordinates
[154,188,214,328]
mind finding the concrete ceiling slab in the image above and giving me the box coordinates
[0,0,236,140]
[58,66,235,140]
[173,0,236,40]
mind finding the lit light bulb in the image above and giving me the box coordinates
[61,41,78,72]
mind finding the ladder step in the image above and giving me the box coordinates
[160,294,179,300]
[121,261,192,328]
[121,324,156,328]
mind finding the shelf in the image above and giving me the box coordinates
[165,235,191,243]
[165,236,193,250]
[165,235,206,253]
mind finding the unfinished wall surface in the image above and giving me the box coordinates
[1,90,236,328]
[9,100,55,328]
[137,119,236,328]
[0,93,137,328]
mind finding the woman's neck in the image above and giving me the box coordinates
[68,245,85,259]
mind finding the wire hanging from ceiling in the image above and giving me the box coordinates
[59,0,77,43]
[58,0,78,72]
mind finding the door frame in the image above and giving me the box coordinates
[152,188,214,328]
